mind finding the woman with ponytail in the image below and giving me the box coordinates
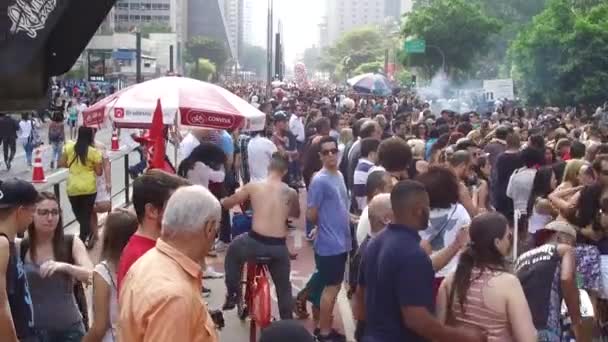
[436,213,537,342]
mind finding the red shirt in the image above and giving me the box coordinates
[117,234,156,293]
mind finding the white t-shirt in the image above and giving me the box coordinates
[77,103,87,126]
[187,161,225,188]
[247,135,277,182]
[419,204,471,278]
[18,120,33,141]
[94,261,117,342]
[289,115,305,143]
[356,206,371,246]
[179,132,200,160]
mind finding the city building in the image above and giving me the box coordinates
[325,0,386,45]
[187,0,236,61]
[220,0,243,61]
[85,32,181,82]
[111,0,187,65]
[242,0,255,47]
[324,0,412,46]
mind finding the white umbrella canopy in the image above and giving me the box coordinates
[83,76,266,131]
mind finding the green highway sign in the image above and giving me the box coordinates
[404,39,426,54]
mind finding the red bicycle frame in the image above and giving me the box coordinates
[241,261,272,342]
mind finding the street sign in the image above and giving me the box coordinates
[404,39,426,54]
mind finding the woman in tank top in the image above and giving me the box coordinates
[436,212,537,342]
[20,192,93,341]
[84,209,137,342]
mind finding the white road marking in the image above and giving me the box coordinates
[338,283,355,342]
[291,229,304,249]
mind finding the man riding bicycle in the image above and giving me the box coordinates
[221,152,300,319]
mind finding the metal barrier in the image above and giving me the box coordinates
[33,145,139,229]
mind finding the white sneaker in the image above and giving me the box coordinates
[203,266,224,279]
[214,241,228,253]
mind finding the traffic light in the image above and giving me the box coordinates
[411,75,417,88]
[0,0,117,112]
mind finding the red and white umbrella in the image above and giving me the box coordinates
[82,76,266,131]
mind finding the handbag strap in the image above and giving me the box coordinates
[99,261,117,341]
[427,205,458,245]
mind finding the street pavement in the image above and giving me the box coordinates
[10,122,355,340]
[7,123,179,229]
[78,189,356,341]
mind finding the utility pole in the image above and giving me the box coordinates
[136,31,142,83]
[384,48,389,74]
[169,45,174,73]
[266,0,273,98]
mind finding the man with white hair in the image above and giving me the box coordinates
[119,185,221,342]
[353,194,392,340]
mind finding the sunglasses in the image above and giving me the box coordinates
[320,148,339,156]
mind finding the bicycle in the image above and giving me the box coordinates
[238,256,273,342]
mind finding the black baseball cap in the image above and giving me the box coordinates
[273,111,288,122]
[0,179,39,209]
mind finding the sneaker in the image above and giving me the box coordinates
[214,240,228,253]
[203,266,224,279]
[316,329,346,342]
[222,293,238,311]
[202,286,211,298]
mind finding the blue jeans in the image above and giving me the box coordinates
[23,142,34,166]
[51,141,63,164]
[33,321,85,342]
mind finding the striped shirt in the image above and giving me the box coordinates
[449,269,513,341]
[353,158,375,211]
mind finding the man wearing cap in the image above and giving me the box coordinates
[515,220,582,341]
[0,179,38,342]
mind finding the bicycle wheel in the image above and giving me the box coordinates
[237,263,249,320]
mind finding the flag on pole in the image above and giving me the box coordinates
[148,99,173,173]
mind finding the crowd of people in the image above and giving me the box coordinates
[2,80,608,342]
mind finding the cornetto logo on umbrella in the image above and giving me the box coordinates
[84,110,104,126]
[184,110,235,129]
[114,108,125,118]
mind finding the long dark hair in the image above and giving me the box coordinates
[448,212,508,321]
[527,166,555,216]
[27,192,69,263]
[177,141,226,178]
[101,209,138,266]
[74,126,95,165]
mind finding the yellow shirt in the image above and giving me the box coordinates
[63,141,102,196]
[118,239,218,342]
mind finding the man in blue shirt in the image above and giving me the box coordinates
[307,136,351,342]
[357,180,485,342]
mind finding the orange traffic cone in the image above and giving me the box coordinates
[32,148,46,183]
[111,130,119,151]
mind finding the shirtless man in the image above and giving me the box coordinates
[221,152,300,319]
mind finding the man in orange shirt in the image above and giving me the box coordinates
[118,185,222,341]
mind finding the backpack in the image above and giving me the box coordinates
[20,235,90,331]
[26,120,43,147]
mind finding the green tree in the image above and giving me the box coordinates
[353,61,384,75]
[240,44,267,77]
[189,58,216,81]
[509,0,608,105]
[185,36,229,73]
[402,0,500,78]
[320,26,386,78]
[302,46,321,73]
[139,22,172,38]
